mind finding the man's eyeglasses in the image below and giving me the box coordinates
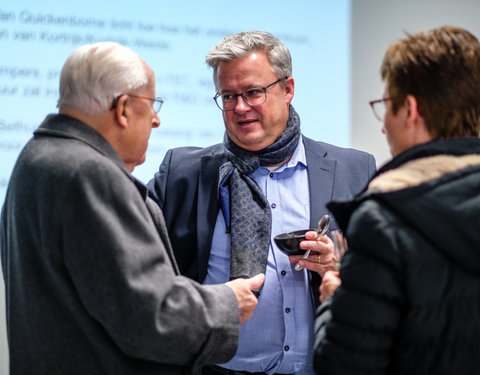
[369,98,392,121]
[213,77,288,111]
[111,93,164,113]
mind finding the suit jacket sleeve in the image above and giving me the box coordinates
[146,146,223,281]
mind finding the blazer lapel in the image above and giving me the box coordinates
[303,137,337,307]
[304,137,337,228]
[196,149,228,281]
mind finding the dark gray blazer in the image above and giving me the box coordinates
[147,136,376,304]
[1,114,240,375]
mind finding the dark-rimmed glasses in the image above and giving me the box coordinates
[369,98,392,121]
[213,77,288,111]
[111,93,164,113]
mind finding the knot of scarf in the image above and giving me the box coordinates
[218,105,301,286]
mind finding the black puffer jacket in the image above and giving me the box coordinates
[314,137,480,375]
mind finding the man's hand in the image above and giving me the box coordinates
[319,270,341,303]
[225,273,265,324]
[289,231,336,276]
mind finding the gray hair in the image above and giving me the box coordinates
[205,31,292,84]
[57,42,148,114]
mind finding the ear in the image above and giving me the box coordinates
[404,94,432,142]
[113,94,129,129]
[284,76,294,104]
[404,95,422,126]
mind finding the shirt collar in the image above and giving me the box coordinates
[252,135,307,176]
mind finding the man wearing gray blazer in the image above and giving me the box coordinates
[1,41,264,375]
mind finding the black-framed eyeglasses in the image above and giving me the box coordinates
[111,93,164,113]
[213,77,288,111]
[369,97,392,121]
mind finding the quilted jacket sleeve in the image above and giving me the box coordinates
[314,199,404,375]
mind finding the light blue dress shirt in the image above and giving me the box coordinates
[204,137,315,375]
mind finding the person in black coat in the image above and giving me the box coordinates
[314,25,480,375]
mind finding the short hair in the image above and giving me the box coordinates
[381,25,480,137]
[205,31,292,87]
[57,42,149,114]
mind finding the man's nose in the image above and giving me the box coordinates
[152,112,160,128]
[234,95,251,112]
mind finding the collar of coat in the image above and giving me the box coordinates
[327,137,480,231]
[368,153,480,193]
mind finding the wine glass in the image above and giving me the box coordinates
[331,230,347,271]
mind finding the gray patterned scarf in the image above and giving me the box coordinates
[218,105,301,284]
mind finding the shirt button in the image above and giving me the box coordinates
[271,203,276,209]
[284,346,290,351]
[269,172,274,178]
[281,270,286,276]
[285,307,291,313]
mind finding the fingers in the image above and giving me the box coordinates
[247,273,265,290]
[304,230,323,241]
[299,260,336,277]
[299,233,332,253]
[306,252,330,264]
[288,234,335,276]
[320,290,328,303]
[319,271,341,303]
[225,273,265,291]
[225,274,265,324]
[289,250,336,277]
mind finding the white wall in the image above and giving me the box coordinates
[2,1,480,373]
[351,0,480,168]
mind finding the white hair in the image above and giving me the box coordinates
[57,42,148,114]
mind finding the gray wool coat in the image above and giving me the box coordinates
[1,114,239,375]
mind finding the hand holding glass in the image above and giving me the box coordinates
[273,215,330,271]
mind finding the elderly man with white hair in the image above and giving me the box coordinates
[1,41,264,375]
